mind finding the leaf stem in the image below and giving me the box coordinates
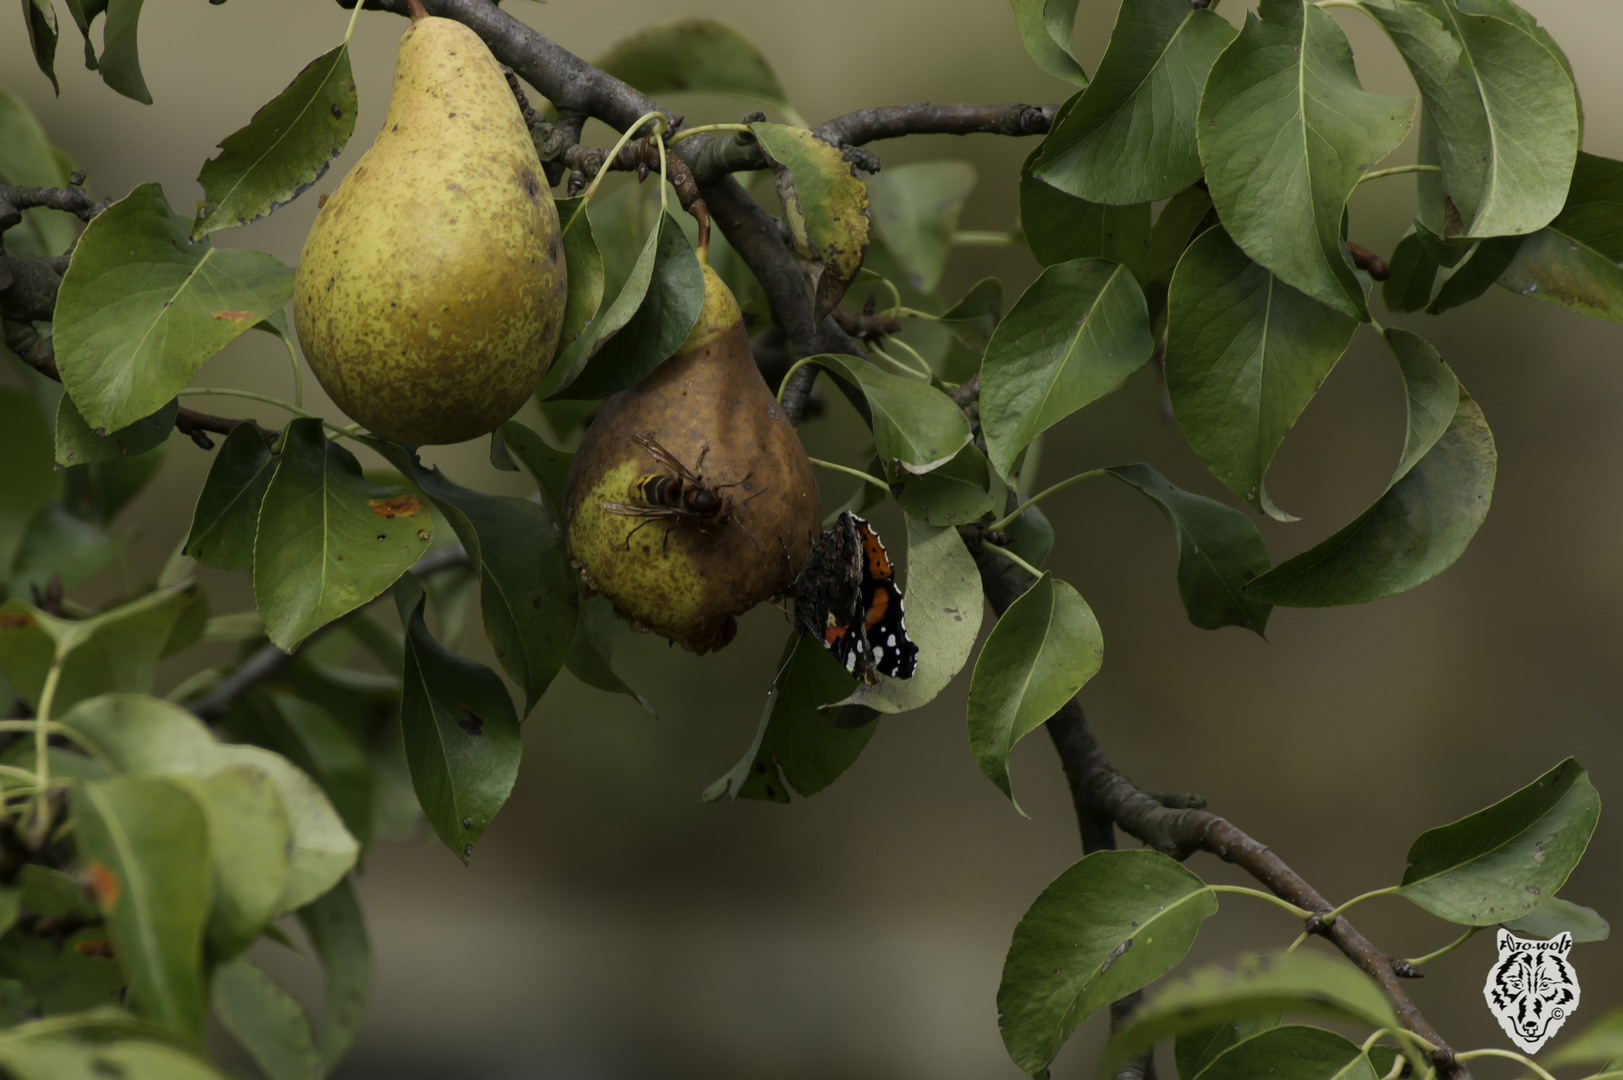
[654,131,669,219]
[26,654,64,847]
[1403,925,1481,968]
[952,230,1021,246]
[807,457,889,490]
[580,111,669,205]
[1321,885,1402,924]
[865,341,931,382]
[1208,884,1313,920]
[884,336,936,380]
[776,356,820,403]
[1358,164,1441,184]
[275,326,304,410]
[1455,1049,1559,1080]
[341,0,365,43]
[175,388,360,439]
[982,541,1042,581]
[987,469,1107,531]
[0,765,39,785]
[668,122,755,144]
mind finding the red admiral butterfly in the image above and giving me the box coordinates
[794,512,918,682]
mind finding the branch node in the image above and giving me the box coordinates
[1391,958,1425,979]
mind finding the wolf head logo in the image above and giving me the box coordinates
[1483,929,1580,1053]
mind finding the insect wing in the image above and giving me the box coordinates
[633,433,705,486]
[848,515,918,679]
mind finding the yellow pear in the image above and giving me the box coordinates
[563,258,822,653]
[294,5,566,445]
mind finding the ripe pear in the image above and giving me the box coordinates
[564,257,821,653]
[294,7,566,445]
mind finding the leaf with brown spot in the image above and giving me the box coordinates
[84,861,120,908]
[751,123,870,323]
[367,495,426,519]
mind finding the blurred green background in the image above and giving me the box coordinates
[5,1,1623,1076]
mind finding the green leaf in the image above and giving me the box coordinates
[497,420,572,523]
[595,19,791,112]
[1019,152,1150,276]
[1247,330,1496,606]
[1359,0,1578,240]
[551,196,605,363]
[0,929,121,1018]
[561,594,653,714]
[1191,1025,1378,1080]
[184,422,275,572]
[968,573,1101,808]
[1107,952,1399,1061]
[1399,758,1600,925]
[866,162,976,294]
[95,0,150,103]
[394,584,522,863]
[0,388,58,578]
[52,184,295,432]
[898,444,994,527]
[253,418,433,651]
[1381,227,1439,313]
[998,850,1217,1077]
[938,277,1003,355]
[379,453,575,716]
[213,957,320,1080]
[0,585,195,714]
[704,635,876,803]
[1003,503,1054,570]
[1496,151,1623,323]
[246,694,373,850]
[1426,236,1522,314]
[1198,0,1414,319]
[1010,0,1087,86]
[0,92,74,256]
[8,504,119,598]
[21,0,59,96]
[1145,185,1212,294]
[54,393,174,468]
[805,354,971,474]
[833,516,983,715]
[62,693,359,915]
[0,1032,232,1079]
[1165,226,1358,521]
[1547,1006,1623,1067]
[981,258,1154,480]
[1175,1015,1281,1080]
[1503,897,1609,943]
[192,44,357,238]
[752,122,871,322]
[1106,465,1271,635]
[73,775,210,1040]
[1031,0,1234,205]
[547,211,702,400]
[191,766,291,959]
[295,877,368,1070]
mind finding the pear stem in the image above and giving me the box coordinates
[403,0,428,22]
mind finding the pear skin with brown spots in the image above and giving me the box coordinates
[294,15,566,445]
[564,262,821,653]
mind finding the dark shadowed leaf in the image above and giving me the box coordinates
[1399,758,1600,925]
[1192,1025,1377,1080]
[1360,0,1577,239]
[866,162,976,293]
[1165,226,1358,520]
[213,957,320,1080]
[21,0,59,96]
[1248,330,1495,606]
[393,582,521,863]
[54,393,174,467]
[1032,0,1234,205]
[0,388,60,577]
[968,573,1101,807]
[834,516,982,714]
[898,444,994,527]
[805,354,971,474]
[1497,152,1623,323]
[192,42,358,238]
[704,636,876,803]
[1019,150,1150,277]
[938,278,1003,354]
[547,211,703,400]
[752,122,870,322]
[1145,185,1211,295]
[595,19,791,113]
[1002,503,1054,570]
[253,419,432,651]
[1198,0,1414,319]
[7,505,117,598]
[1106,465,1271,635]
[185,422,275,571]
[551,196,605,362]
[295,878,369,1070]
[73,776,210,1041]
[244,694,373,850]
[1175,1014,1281,1080]
[1426,236,1522,314]
[1010,0,1087,86]
[1503,897,1609,943]
[94,0,151,103]
[1108,952,1399,1062]
[498,420,572,522]
[981,258,1153,479]
[562,594,654,714]
[62,444,168,528]
[998,851,1216,1077]
[53,184,294,432]
[1381,228,1439,314]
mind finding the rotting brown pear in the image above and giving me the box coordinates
[293,0,566,445]
[563,255,821,654]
